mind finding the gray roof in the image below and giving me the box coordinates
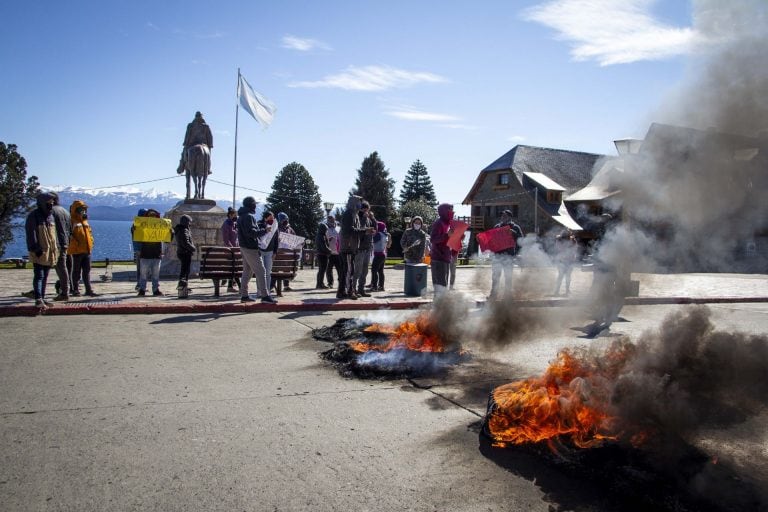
[481,145,605,194]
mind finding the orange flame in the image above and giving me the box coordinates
[349,314,453,354]
[487,342,647,449]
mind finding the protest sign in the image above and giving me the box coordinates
[132,217,172,243]
[447,220,469,252]
[278,232,306,250]
[476,226,515,253]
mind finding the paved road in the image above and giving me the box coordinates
[2,301,767,511]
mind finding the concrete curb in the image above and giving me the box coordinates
[2,296,767,317]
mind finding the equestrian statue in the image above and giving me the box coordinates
[177,111,212,200]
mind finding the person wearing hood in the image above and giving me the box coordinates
[429,203,455,295]
[48,192,72,301]
[221,207,240,293]
[353,201,375,297]
[67,200,98,297]
[131,208,148,289]
[337,194,371,299]
[276,212,295,292]
[236,197,278,304]
[369,220,390,291]
[174,214,196,293]
[400,216,427,264]
[315,215,332,289]
[25,193,59,307]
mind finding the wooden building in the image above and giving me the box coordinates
[462,145,604,236]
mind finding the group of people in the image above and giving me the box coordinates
[131,209,196,297]
[25,192,98,307]
[311,198,467,299]
[311,196,390,300]
[231,198,299,304]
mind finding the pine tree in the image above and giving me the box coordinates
[353,151,397,228]
[266,162,323,240]
[399,159,437,208]
[0,142,40,257]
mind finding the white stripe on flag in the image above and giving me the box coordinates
[238,74,276,127]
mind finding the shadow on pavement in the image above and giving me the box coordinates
[149,312,249,324]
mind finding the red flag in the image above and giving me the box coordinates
[476,226,515,252]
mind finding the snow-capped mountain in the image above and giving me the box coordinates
[43,185,184,208]
[40,185,228,220]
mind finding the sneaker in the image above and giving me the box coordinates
[284,285,293,291]
[42,299,54,307]
[34,299,46,308]
[336,292,347,299]
[85,291,100,297]
[71,291,81,297]
[53,294,69,301]
[137,290,146,296]
[357,291,371,297]
[315,285,329,290]
[241,296,256,303]
[153,290,164,296]
[376,287,385,292]
[348,293,359,300]
[226,286,236,293]
[260,296,278,304]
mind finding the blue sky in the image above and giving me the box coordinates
[1,0,710,213]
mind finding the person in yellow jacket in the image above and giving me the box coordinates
[68,200,99,297]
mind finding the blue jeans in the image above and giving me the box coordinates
[33,263,52,300]
[139,258,161,292]
[262,251,274,291]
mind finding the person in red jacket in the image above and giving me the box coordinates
[429,203,455,296]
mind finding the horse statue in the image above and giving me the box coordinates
[176,143,210,200]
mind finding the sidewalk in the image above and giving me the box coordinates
[0,264,766,316]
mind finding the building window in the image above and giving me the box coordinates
[498,173,510,185]
[546,191,562,203]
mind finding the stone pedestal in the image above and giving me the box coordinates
[160,199,226,277]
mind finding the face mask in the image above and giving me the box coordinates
[413,223,422,230]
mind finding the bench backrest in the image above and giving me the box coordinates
[199,246,243,278]
[271,248,300,278]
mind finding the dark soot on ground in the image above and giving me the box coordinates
[312,318,471,379]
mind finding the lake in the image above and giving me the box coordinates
[5,220,135,261]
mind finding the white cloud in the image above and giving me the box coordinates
[386,109,459,122]
[507,135,526,142]
[281,35,331,51]
[523,0,696,66]
[289,65,448,91]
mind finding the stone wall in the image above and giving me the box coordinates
[160,199,227,277]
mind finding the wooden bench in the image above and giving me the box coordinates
[271,248,300,296]
[199,246,243,297]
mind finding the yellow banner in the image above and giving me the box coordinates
[132,217,173,243]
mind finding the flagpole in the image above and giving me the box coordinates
[232,68,240,209]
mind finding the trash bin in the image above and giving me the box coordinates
[404,263,428,296]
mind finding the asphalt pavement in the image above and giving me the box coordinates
[1,265,767,511]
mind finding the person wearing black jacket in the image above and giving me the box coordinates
[236,197,278,304]
[315,218,332,289]
[174,215,196,293]
[337,195,370,300]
